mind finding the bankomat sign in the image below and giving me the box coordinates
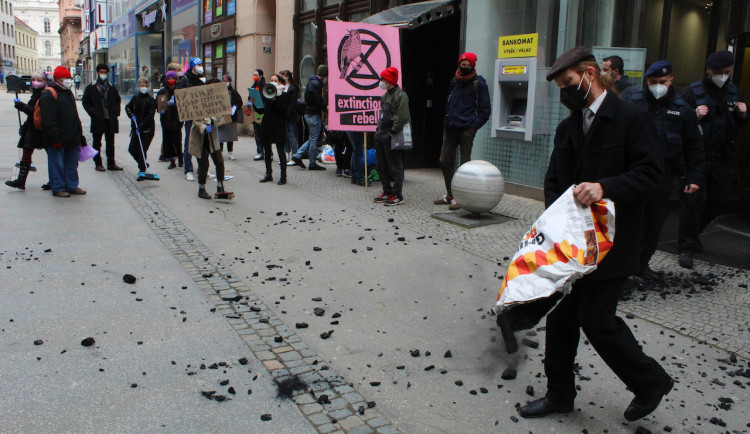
[498,33,538,59]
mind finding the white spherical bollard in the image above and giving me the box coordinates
[451,160,505,214]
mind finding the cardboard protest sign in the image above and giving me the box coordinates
[157,94,169,113]
[174,82,231,122]
[325,20,401,131]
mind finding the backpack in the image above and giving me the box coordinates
[33,87,57,130]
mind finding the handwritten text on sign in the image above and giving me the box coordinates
[174,82,231,122]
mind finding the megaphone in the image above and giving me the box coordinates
[262,83,278,100]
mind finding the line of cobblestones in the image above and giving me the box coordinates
[108,170,397,434]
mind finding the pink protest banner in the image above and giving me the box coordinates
[325,20,401,131]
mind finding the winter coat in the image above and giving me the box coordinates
[82,79,121,134]
[544,91,663,280]
[303,75,326,116]
[39,82,84,147]
[375,85,410,141]
[188,118,220,157]
[443,76,491,131]
[285,83,299,122]
[176,70,205,90]
[256,91,292,146]
[157,86,182,130]
[14,87,44,150]
[125,92,158,135]
[228,86,243,122]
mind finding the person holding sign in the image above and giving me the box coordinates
[188,116,231,200]
[175,58,206,182]
[372,67,410,206]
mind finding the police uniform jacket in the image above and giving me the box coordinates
[544,90,663,280]
[629,87,705,187]
[678,78,748,159]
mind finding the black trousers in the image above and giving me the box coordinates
[92,130,116,167]
[544,277,667,404]
[196,138,224,186]
[263,141,287,178]
[128,129,154,173]
[374,137,405,198]
[161,128,182,161]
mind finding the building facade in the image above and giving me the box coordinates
[0,0,16,76]
[59,0,82,69]
[15,0,60,74]
[14,17,38,75]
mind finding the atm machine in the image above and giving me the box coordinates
[491,57,537,142]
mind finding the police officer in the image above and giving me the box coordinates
[628,60,704,279]
[678,51,748,268]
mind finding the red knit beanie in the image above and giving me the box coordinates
[53,66,71,80]
[458,52,477,68]
[380,67,399,85]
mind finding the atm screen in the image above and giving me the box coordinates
[509,99,527,116]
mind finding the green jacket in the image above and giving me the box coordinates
[379,85,410,134]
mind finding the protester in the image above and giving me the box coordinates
[434,52,491,210]
[6,71,47,190]
[602,55,632,97]
[255,73,292,185]
[516,47,671,423]
[678,50,748,268]
[176,57,206,181]
[39,66,87,198]
[82,63,123,171]
[290,64,328,170]
[346,131,366,186]
[73,73,81,97]
[247,69,266,161]
[158,62,183,163]
[125,77,158,177]
[220,74,243,161]
[627,60,705,279]
[328,130,352,177]
[189,116,229,199]
[279,69,299,162]
[157,70,182,169]
[372,67,410,206]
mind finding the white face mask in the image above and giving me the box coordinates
[711,73,729,88]
[99,74,108,81]
[648,84,668,100]
[378,80,388,90]
[225,82,230,87]
[62,79,74,89]
[139,87,149,94]
[195,66,204,75]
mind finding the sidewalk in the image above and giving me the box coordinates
[2,90,749,433]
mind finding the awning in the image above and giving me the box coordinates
[361,0,459,30]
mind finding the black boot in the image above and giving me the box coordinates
[6,161,30,190]
[259,173,273,183]
[198,187,211,199]
[278,169,287,185]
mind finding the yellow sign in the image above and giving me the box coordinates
[498,33,538,59]
[624,70,642,78]
[502,65,527,75]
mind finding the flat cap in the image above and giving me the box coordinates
[546,46,596,81]
[706,51,734,69]
[645,60,672,78]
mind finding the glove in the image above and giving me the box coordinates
[205,125,212,133]
[246,101,253,108]
[167,96,175,106]
[18,128,22,136]
[13,98,20,103]
[160,110,165,115]
[53,142,62,149]
[131,115,137,122]
[231,106,237,116]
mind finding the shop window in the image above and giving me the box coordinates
[215,0,223,17]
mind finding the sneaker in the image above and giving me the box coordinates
[291,156,306,169]
[434,194,453,205]
[222,176,234,182]
[228,153,236,161]
[448,202,461,211]
[207,172,216,179]
[308,164,326,171]
[342,170,351,178]
[384,195,404,206]
[185,172,195,181]
[286,160,297,166]
[253,154,264,161]
[373,192,389,203]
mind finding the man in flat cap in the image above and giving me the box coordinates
[516,46,671,423]
[678,50,748,268]
[625,60,704,280]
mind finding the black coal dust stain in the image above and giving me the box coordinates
[275,375,307,399]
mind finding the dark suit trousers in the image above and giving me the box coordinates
[92,129,116,167]
[544,277,667,404]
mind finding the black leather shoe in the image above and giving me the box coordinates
[624,375,674,421]
[291,156,306,169]
[678,251,693,269]
[107,164,123,171]
[637,266,662,282]
[277,177,287,185]
[518,397,574,419]
[259,174,273,183]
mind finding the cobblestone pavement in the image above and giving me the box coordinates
[108,168,396,433]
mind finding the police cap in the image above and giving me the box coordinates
[644,60,672,78]
[706,51,734,69]
[546,46,596,82]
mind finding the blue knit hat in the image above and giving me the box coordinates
[189,57,203,71]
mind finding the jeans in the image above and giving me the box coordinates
[48,143,80,193]
[294,114,322,165]
[183,121,194,173]
[253,122,263,155]
[347,131,364,182]
[284,120,298,154]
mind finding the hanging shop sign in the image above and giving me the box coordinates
[201,17,236,44]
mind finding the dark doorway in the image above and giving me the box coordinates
[400,12,460,168]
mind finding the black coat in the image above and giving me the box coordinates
[256,91,292,145]
[82,79,121,134]
[544,91,663,280]
[157,86,182,130]
[125,92,157,134]
[303,75,326,115]
[443,76,492,130]
[14,87,44,150]
[39,83,84,147]
[285,83,299,122]
[176,70,205,90]
[228,86,243,122]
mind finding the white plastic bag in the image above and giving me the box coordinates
[320,144,336,164]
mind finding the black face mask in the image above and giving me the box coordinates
[560,76,591,111]
[459,66,474,76]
